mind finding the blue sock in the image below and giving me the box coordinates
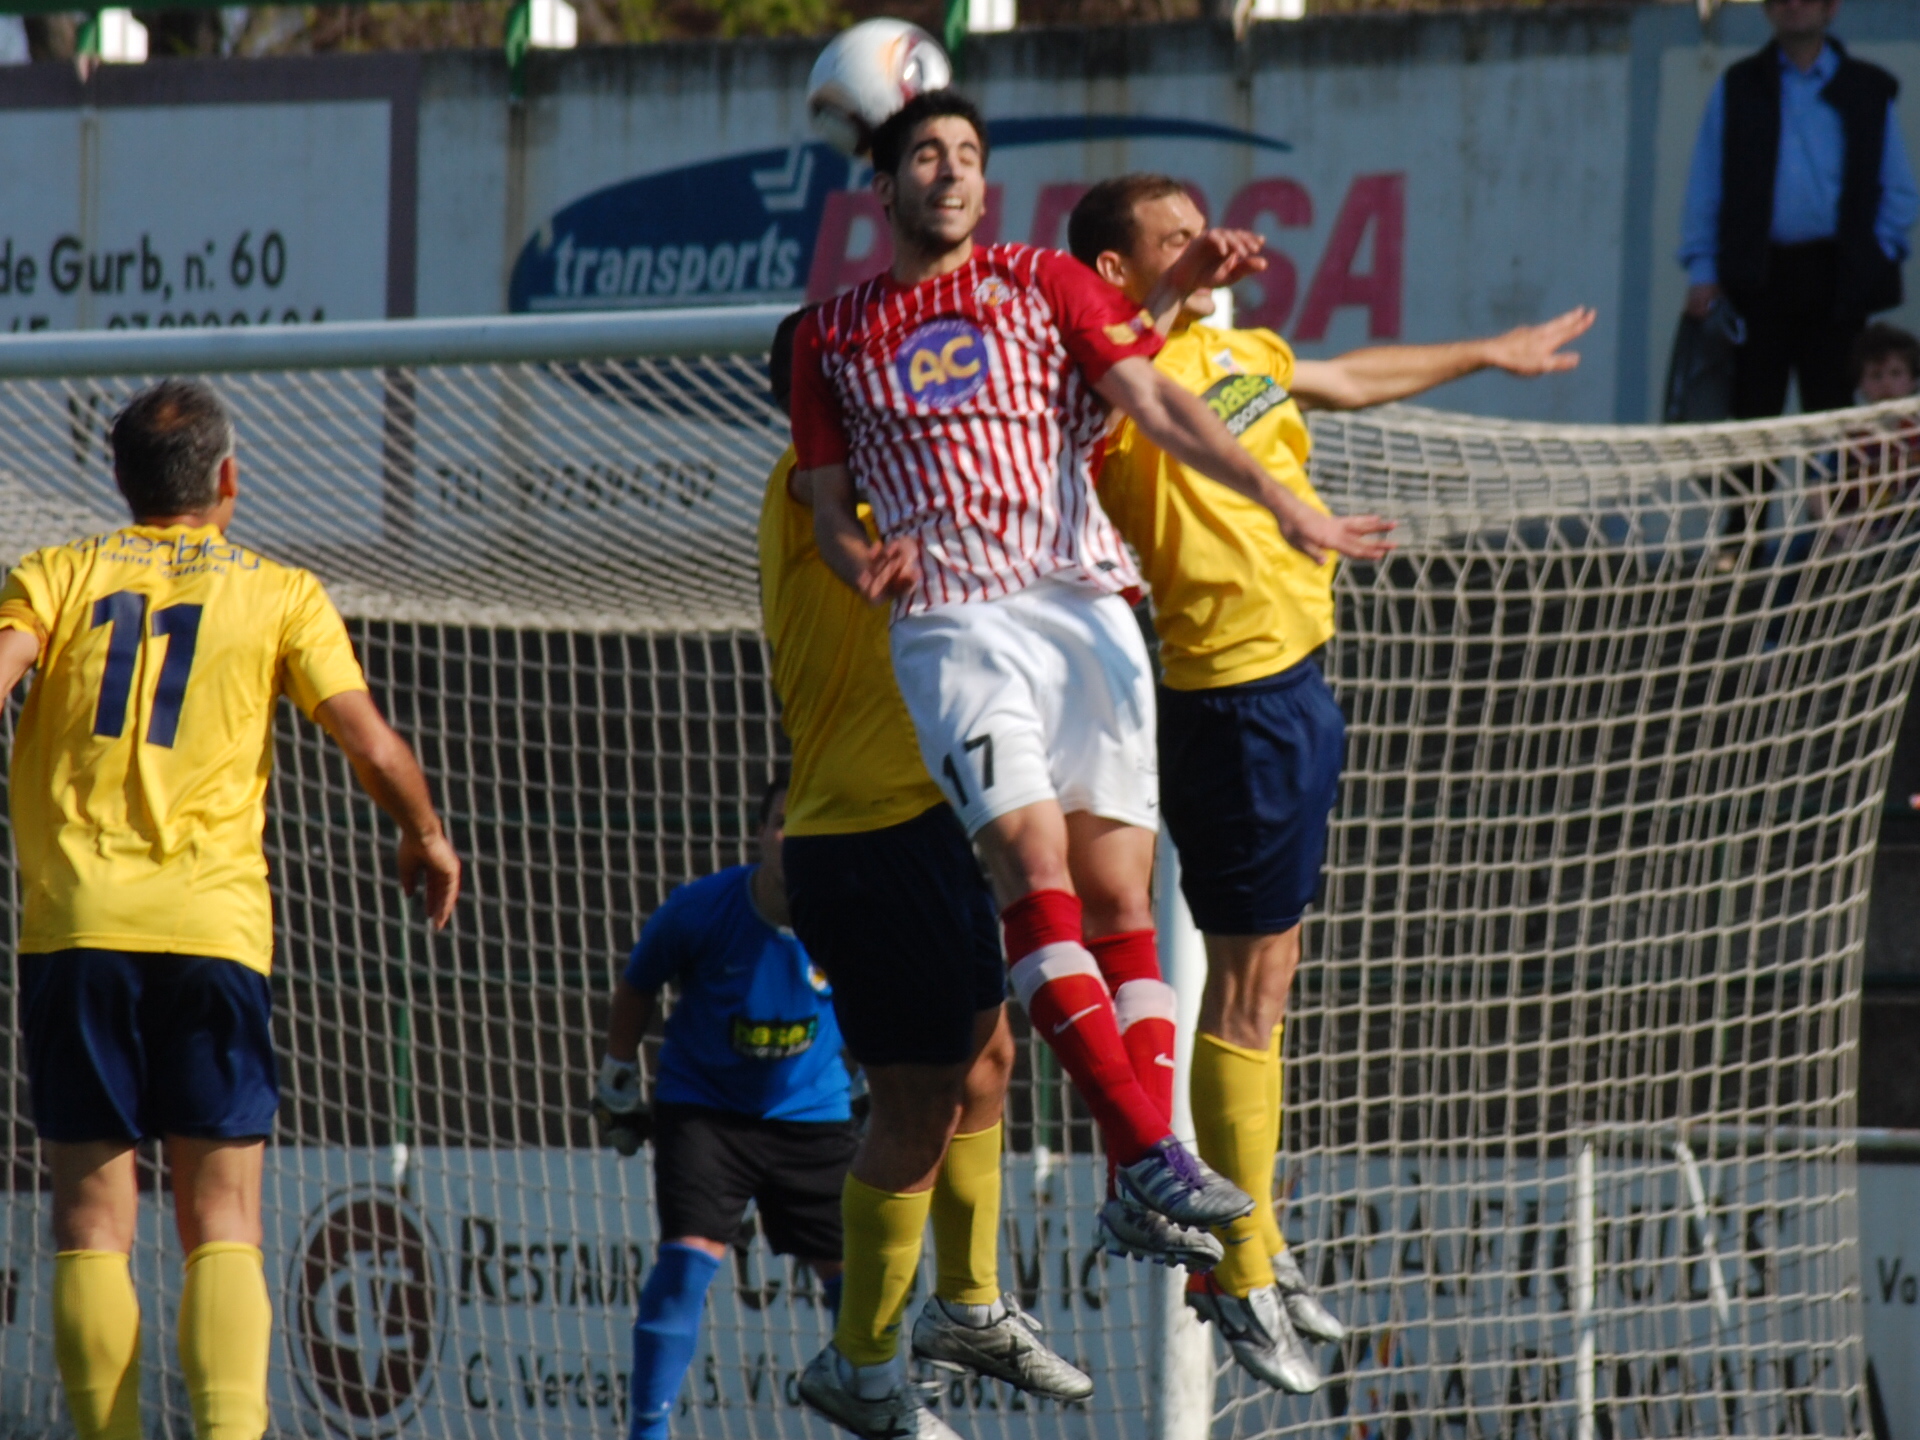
[821,1272,844,1323]
[630,1243,723,1440]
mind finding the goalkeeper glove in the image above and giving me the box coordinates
[592,1055,652,1155]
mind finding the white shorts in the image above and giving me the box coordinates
[889,578,1159,836]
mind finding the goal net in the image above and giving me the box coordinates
[0,316,1914,1440]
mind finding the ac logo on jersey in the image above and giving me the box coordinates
[895,318,988,408]
[1200,372,1290,438]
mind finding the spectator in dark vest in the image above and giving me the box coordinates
[1680,0,1919,421]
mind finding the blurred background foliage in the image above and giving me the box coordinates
[17,0,1643,62]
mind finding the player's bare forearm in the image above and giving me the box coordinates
[0,627,41,706]
[604,979,654,1067]
[315,689,462,928]
[804,462,919,601]
[805,464,873,590]
[1290,307,1596,411]
[1142,228,1269,334]
[1097,358,1395,563]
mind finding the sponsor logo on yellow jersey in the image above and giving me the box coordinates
[1202,372,1290,438]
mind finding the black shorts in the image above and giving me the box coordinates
[652,1103,858,1261]
[20,949,279,1144]
[1159,660,1345,936]
[785,803,1006,1067]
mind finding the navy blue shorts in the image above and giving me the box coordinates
[784,803,1005,1067]
[20,950,280,1143]
[1159,660,1346,936]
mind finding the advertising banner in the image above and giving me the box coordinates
[0,60,418,335]
[0,1145,1895,1440]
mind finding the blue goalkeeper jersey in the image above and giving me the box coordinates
[623,865,849,1123]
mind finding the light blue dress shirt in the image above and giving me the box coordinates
[1678,42,1920,286]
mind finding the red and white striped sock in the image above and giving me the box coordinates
[1004,891,1169,1168]
[1088,930,1177,1126]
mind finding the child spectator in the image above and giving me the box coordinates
[1768,325,1920,647]
[1808,323,1920,545]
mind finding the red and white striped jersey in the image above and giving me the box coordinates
[790,243,1162,616]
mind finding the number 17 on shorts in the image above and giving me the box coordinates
[942,734,995,809]
[890,584,1162,838]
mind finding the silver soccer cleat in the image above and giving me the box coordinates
[1185,1276,1322,1395]
[1272,1248,1347,1345]
[1095,1195,1224,1271]
[799,1347,964,1440]
[910,1295,1094,1402]
[1116,1138,1256,1229]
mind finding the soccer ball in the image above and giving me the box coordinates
[806,19,953,159]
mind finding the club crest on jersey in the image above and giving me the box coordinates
[895,318,988,407]
[973,276,1014,308]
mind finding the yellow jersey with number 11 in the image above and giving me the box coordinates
[1098,322,1336,692]
[756,448,946,837]
[0,525,369,973]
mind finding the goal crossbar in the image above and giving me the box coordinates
[0,303,791,378]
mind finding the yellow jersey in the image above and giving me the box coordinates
[1098,322,1336,692]
[756,448,946,836]
[0,524,369,972]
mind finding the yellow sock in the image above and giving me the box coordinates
[834,1178,932,1366]
[1257,1022,1287,1260]
[1191,1032,1277,1297]
[54,1251,142,1440]
[931,1122,1002,1305]
[178,1243,271,1440]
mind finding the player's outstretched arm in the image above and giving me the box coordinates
[802,462,920,601]
[0,627,40,705]
[1096,356,1396,564]
[1289,306,1597,412]
[1141,227,1269,335]
[315,690,461,928]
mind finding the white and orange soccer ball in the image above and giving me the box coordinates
[806,19,953,159]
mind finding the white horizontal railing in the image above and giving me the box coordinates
[0,304,791,377]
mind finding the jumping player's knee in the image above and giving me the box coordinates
[1198,928,1301,1045]
[975,803,1074,904]
[858,1065,970,1191]
[1063,812,1157,936]
[962,1009,1015,1111]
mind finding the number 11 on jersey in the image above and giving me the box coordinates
[91,590,204,748]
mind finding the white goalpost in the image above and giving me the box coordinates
[0,310,1914,1440]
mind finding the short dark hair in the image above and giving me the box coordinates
[869,89,989,178]
[1853,322,1920,387]
[110,379,233,519]
[1068,174,1190,269]
[757,774,789,828]
[769,308,811,417]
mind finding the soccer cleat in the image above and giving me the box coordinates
[1272,1248,1346,1345]
[1185,1275,1322,1395]
[799,1348,964,1440]
[910,1295,1094,1402]
[1096,1196,1224,1272]
[1116,1138,1256,1229]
